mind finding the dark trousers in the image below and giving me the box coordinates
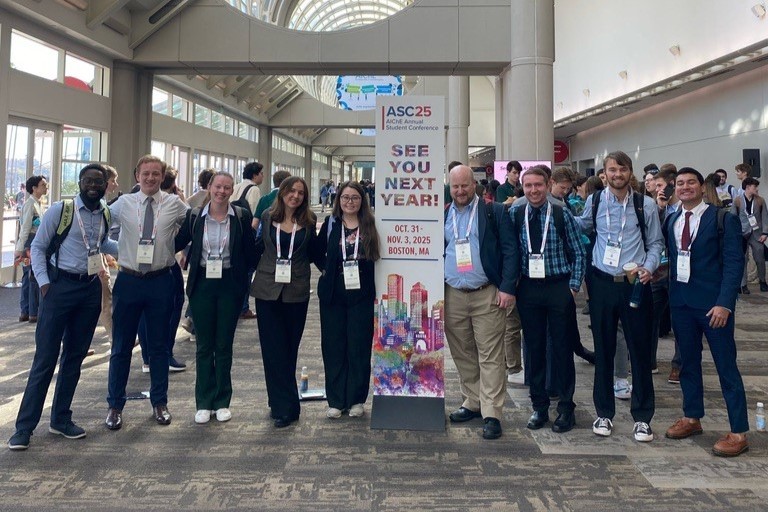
[319,275,374,410]
[15,276,101,433]
[517,277,576,415]
[108,270,174,409]
[255,297,309,419]
[241,269,255,313]
[20,264,40,316]
[672,305,749,433]
[189,270,242,410]
[137,262,185,364]
[589,273,655,423]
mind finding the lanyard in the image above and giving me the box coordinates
[451,197,480,241]
[524,202,552,254]
[203,214,230,258]
[340,226,361,262]
[137,195,163,240]
[274,221,297,260]
[605,189,630,244]
[747,197,755,216]
[74,205,104,252]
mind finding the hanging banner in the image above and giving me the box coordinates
[371,95,445,431]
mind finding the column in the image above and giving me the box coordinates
[110,63,153,192]
[446,76,469,166]
[0,23,12,283]
[494,75,505,159]
[501,0,554,161]
[258,125,272,194]
[304,145,314,204]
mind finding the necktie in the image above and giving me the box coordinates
[529,206,543,254]
[139,196,154,271]
[681,211,692,250]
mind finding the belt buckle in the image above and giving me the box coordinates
[613,275,625,283]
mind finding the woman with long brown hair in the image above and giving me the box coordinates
[316,181,380,419]
[251,176,320,428]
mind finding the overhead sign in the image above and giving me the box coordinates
[493,160,553,183]
[337,75,403,111]
[554,140,570,164]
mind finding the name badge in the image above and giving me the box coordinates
[343,260,361,289]
[455,239,473,272]
[603,241,622,268]
[87,249,103,276]
[275,258,291,283]
[206,257,223,279]
[748,214,759,230]
[676,250,691,283]
[529,254,546,279]
[137,239,155,265]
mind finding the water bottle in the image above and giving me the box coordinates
[757,402,765,431]
[300,366,309,393]
[622,262,644,309]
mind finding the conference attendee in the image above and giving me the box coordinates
[174,172,257,424]
[233,162,263,319]
[495,160,522,203]
[187,168,215,209]
[444,165,517,440]
[97,165,120,342]
[105,155,188,430]
[251,176,320,428]
[254,170,291,231]
[733,163,752,200]
[714,169,735,207]
[731,177,768,293]
[8,164,117,450]
[316,181,380,419]
[510,168,586,433]
[577,151,663,442]
[15,175,47,323]
[662,167,749,457]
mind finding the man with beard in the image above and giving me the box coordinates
[8,164,117,450]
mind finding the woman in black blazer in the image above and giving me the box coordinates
[174,172,257,424]
[316,181,380,419]
[250,176,320,428]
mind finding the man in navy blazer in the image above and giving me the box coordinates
[662,167,749,457]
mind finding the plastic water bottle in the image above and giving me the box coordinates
[300,366,309,393]
[757,402,765,431]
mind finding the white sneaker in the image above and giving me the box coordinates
[326,407,342,419]
[592,417,613,436]
[507,370,525,385]
[215,408,232,422]
[349,404,365,417]
[613,379,632,400]
[194,410,211,424]
[142,364,150,374]
[633,421,654,442]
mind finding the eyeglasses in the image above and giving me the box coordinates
[340,195,362,203]
[80,178,106,186]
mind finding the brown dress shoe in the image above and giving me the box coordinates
[239,309,257,319]
[665,418,703,439]
[153,405,172,425]
[28,316,37,324]
[105,408,122,430]
[19,314,29,322]
[713,433,748,457]
[668,368,680,384]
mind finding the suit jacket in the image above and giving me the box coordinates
[664,205,743,311]
[174,205,257,299]
[316,215,376,304]
[731,194,768,237]
[444,199,519,295]
[250,210,319,303]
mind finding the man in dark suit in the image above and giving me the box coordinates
[662,167,749,457]
[443,165,518,440]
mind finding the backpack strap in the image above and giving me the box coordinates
[716,207,728,267]
[239,184,255,203]
[45,199,75,281]
[632,191,648,251]
[552,203,565,241]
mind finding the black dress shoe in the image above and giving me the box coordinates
[575,347,596,365]
[105,408,122,430]
[273,416,298,428]
[482,417,502,440]
[527,410,549,430]
[449,407,482,423]
[552,411,576,433]
[153,405,172,425]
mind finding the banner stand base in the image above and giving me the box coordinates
[370,395,445,432]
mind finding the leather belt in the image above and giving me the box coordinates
[591,267,627,283]
[56,268,96,282]
[120,266,171,279]
[521,274,569,283]
[453,283,491,293]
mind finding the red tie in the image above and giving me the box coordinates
[681,211,692,250]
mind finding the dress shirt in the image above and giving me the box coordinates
[578,190,664,276]
[31,196,118,287]
[110,190,188,272]
[673,200,710,250]
[200,204,234,268]
[187,189,209,209]
[666,201,680,218]
[444,196,489,290]
[510,202,586,291]
[15,196,43,252]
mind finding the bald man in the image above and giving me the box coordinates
[443,166,518,440]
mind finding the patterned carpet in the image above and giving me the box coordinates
[0,273,766,511]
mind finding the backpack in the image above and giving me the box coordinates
[46,199,112,280]
[590,190,648,250]
[231,184,256,215]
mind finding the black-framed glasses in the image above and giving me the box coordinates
[80,178,106,186]
[340,195,362,203]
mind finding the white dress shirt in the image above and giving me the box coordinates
[673,200,709,250]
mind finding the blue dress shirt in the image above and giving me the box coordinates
[444,196,489,289]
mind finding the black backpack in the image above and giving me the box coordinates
[231,184,256,215]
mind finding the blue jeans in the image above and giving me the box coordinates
[20,265,40,317]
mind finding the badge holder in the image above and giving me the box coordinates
[275,259,291,283]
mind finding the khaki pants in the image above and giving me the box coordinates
[444,284,506,420]
[504,306,522,373]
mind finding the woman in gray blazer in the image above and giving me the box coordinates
[251,176,320,428]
